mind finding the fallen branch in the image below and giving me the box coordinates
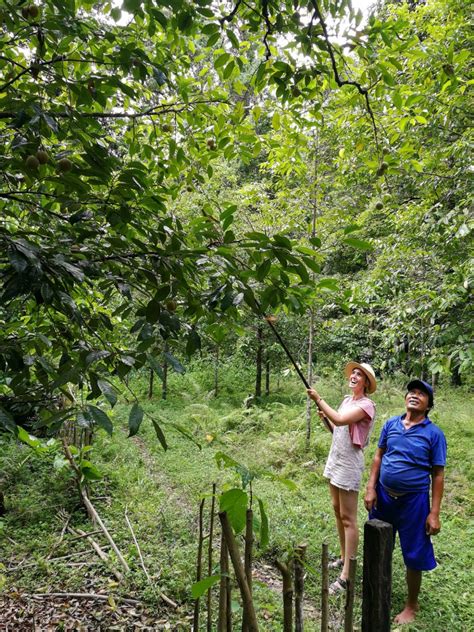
[125,508,151,583]
[24,592,141,606]
[46,511,72,560]
[67,526,122,582]
[62,439,130,575]
[123,510,178,609]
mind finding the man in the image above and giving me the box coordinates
[364,379,447,625]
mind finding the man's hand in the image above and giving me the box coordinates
[364,487,377,512]
[426,511,441,535]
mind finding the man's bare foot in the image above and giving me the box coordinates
[394,603,419,624]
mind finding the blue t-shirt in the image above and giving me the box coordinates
[378,414,447,493]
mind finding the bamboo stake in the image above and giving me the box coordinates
[344,557,357,632]
[207,484,217,632]
[321,543,329,632]
[219,511,259,632]
[193,498,206,631]
[294,543,307,632]
[242,508,254,632]
[276,559,293,632]
[218,530,229,632]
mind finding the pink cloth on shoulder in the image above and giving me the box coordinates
[339,396,376,448]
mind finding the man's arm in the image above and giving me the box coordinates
[426,466,444,535]
[364,447,386,511]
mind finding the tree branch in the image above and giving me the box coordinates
[309,0,379,148]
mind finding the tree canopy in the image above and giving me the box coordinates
[1,0,472,436]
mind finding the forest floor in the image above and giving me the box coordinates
[1,366,473,630]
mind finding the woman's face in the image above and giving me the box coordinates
[348,368,369,393]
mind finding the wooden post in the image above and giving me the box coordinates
[344,557,357,632]
[276,559,293,632]
[294,543,307,632]
[362,519,393,632]
[219,512,259,632]
[193,498,205,632]
[242,508,254,632]
[218,530,229,632]
[320,543,329,632]
[207,484,216,632]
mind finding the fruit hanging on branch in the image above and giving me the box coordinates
[25,155,40,170]
[57,158,72,172]
[36,149,49,164]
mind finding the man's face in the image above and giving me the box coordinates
[405,388,430,414]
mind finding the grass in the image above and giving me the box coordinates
[1,363,473,630]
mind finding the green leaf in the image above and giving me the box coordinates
[343,237,372,251]
[147,354,164,380]
[272,111,281,130]
[164,351,186,374]
[87,405,113,435]
[80,460,103,480]
[128,403,144,437]
[0,407,17,434]
[219,488,248,534]
[215,53,230,69]
[191,575,221,599]
[317,278,340,291]
[257,497,269,549]
[152,419,168,451]
[17,426,41,449]
[256,259,272,281]
[97,379,117,408]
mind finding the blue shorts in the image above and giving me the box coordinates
[369,482,437,571]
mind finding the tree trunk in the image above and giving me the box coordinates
[451,364,462,386]
[305,307,315,450]
[214,346,220,397]
[255,324,263,398]
[265,357,270,396]
[148,368,154,399]
[219,512,259,632]
[294,544,307,632]
[276,560,293,632]
[162,342,169,400]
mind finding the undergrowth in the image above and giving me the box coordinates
[1,364,473,630]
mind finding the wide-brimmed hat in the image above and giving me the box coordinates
[344,362,377,394]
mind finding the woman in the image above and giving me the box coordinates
[307,362,376,594]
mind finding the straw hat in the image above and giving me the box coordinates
[344,362,377,394]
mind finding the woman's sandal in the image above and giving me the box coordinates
[329,577,347,595]
[328,558,344,570]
